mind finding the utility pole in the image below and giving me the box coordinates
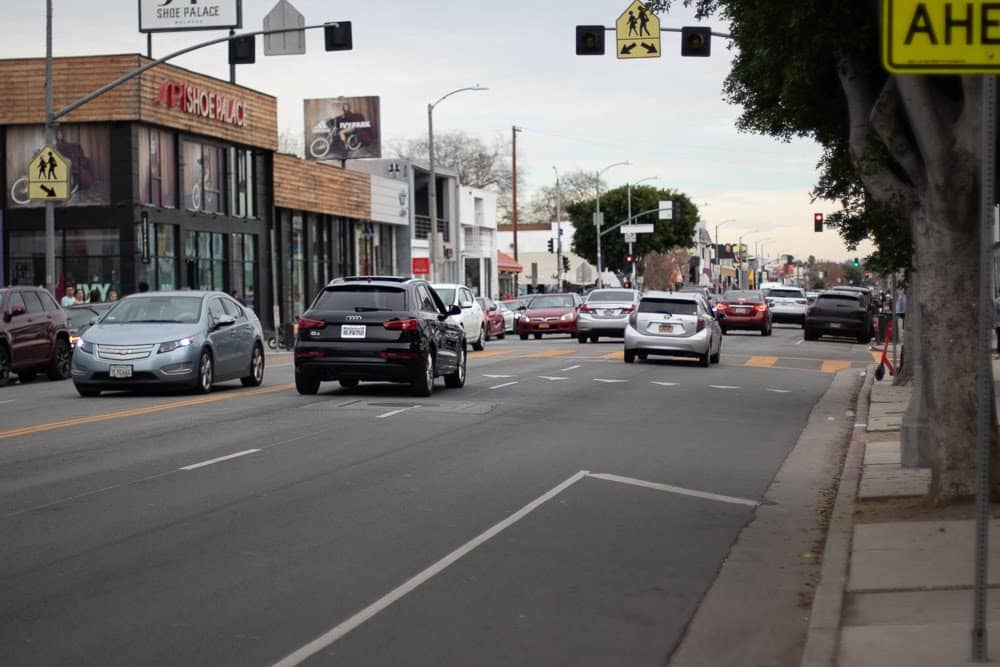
[553,166,562,291]
[512,125,520,295]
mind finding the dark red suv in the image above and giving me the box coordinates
[0,286,72,386]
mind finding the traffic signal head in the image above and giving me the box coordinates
[229,34,255,65]
[681,27,711,57]
[576,25,606,55]
[625,253,634,264]
[671,200,682,220]
[814,212,824,233]
[324,21,353,51]
[547,238,554,253]
[562,256,570,272]
[853,257,860,267]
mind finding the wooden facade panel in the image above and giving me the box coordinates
[0,55,277,150]
[273,153,371,220]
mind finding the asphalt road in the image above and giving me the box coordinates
[0,323,873,666]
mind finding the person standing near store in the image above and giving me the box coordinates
[88,288,101,303]
[61,286,76,307]
[73,288,86,305]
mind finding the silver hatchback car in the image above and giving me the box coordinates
[71,291,265,396]
[577,288,640,343]
[623,291,723,367]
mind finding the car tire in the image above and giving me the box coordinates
[637,352,648,360]
[578,334,587,344]
[711,345,721,364]
[0,346,10,387]
[858,334,871,345]
[590,335,599,343]
[804,328,819,341]
[698,350,710,367]
[472,326,485,351]
[240,344,265,387]
[520,333,528,341]
[47,337,71,380]
[339,378,359,389]
[534,333,542,340]
[75,384,101,397]
[192,350,214,394]
[720,327,728,335]
[624,349,636,363]
[295,371,320,395]
[18,369,37,383]
[498,330,505,340]
[444,344,467,388]
[412,349,435,397]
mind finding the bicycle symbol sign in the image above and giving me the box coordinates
[27,144,71,201]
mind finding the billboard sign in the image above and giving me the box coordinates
[139,0,242,33]
[303,97,382,161]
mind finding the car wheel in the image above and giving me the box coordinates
[339,379,359,389]
[760,325,768,336]
[444,344,467,388]
[75,383,101,397]
[590,335,599,343]
[498,330,505,340]
[240,344,265,387]
[533,333,542,340]
[710,344,721,364]
[699,350,710,367]
[18,369,37,383]
[624,349,636,363]
[578,334,587,344]
[0,346,10,387]
[47,337,71,380]
[520,333,528,340]
[412,349,435,396]
[804,328,819,341]
[472,326,485,351]
[637,352,648,360]
[193,350,213,394]
[858,334,871,345]
[295,371,320,395]
[720,327,728,335]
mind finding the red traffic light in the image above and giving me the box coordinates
[625,253,634,263]
[814,212,824,233]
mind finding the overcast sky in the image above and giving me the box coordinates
[2,0,876,262]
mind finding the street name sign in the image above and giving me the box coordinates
[883,0,1000,73]
[621,224,654,234]
[27,145,70,202]
[616,0,661,59]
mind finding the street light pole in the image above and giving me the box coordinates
[626,176,657,288]
[553,166,562,291]
[595,160,629,288]
[427,85,487,283]
[737,229,759,289]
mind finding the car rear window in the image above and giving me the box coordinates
[587,290,634,303]
[766,289,804,298]
[313,286,407,311]
[639,298,697,315]
[722,291,762,302]
[816,294,861,305]
[529,295,575,308]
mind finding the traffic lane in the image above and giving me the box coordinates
[296,475,754,667]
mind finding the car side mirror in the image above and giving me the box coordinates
[215,314,236,329]
[448,304,462,316]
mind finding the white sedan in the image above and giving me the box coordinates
[431,283,486,351]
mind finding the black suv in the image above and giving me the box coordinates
[293,277,467,396]
[0,286,72,386]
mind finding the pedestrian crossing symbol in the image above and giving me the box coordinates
[27,144,71,201]
[615,0,661,59]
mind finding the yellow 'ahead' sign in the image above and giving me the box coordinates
[27,144,71,202]
[616,0,660,59]
[884,0,1000,73]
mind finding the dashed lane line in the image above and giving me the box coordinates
[179,449,261,471]
[489,381,519,390]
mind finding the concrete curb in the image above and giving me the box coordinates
[800,365,875,667]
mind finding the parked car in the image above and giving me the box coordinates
[497,300,516,333]
[804,291,872,343]
[678,284,715,310]
[294,277,466,396]
[502,297,530,332]
[714,290,772,335]
[0,286,72,386]
[576,288,639,343]
[763,286,809,326]
[71,291,265,396]
[66,302,117,347]
[517,292,583,339]
[432,283,485,351]
[477,296,506,340]
[623,291,724,367]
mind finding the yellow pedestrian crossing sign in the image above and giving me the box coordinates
[616,0,660,59]
[27,144,71,202]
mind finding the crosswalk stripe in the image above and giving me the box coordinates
[745,355,778,368]
[519,349,574,359]
[820,360,853,373]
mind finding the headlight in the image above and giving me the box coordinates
[158,337,194,354]
[75,339,93,354]
[560,312,576,321]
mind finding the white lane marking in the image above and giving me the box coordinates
[560,365,581,371]
[588,472,760,507]
[854,423,867,428]
[483,374,514,378]
[179,449,261,471]
[651,381,678,387]
[539,376,568,381]
[766,388,791,393]
[594,378,628,383]
[270,470,592,667]
[489,381,519,389]
[0,399,16,405]
[376,406,419,419]
[795,339,804,345]
[710,385,740,390]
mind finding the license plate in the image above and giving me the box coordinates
[341,325,366,338]
[658,324,674,333]
[538,323,550,329]
[830,322,842,329]
[735,308,749,314]
[109,364,133,379]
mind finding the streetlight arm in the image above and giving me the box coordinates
[430,85,488,110]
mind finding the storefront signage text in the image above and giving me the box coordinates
[155,80,247,128]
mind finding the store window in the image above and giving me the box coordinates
[230,233,257,310]
[184,231,226,291]
[136,223,177,291]
[228,147,257,218]
[181,140,224,214]
[377,225,394,275]
[138,126,177,208]
[289,215,306,318]
[5,123,111,208]
[7,229,120,300]
[309,216,331,290]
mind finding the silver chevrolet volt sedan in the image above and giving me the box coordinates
[71,291,264,396]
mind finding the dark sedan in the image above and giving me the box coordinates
[293,277,467,396]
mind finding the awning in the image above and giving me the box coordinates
[497,251,523,273]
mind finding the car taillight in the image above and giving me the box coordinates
[807,306,820,315]
[628,311,638,327]
[620,305,635,313]
[383,318,419,331]
[579,304,596,313]
[298,317,325,330]
[697,318,706,332]
[754,303,767,312]
[716,303,728,311]
[795,299,807,304]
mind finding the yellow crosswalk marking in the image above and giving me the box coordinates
[820,360,852,373]
[869,351,883,363]
[745,356,778,368]
[470,349,514,358]
[520,349,575,359]
[601,350,624,360]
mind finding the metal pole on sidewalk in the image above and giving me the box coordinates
[972,74,995,663]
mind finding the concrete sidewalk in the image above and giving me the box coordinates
[802,362,1000,666]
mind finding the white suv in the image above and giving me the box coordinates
[431,284,486,350]
[764,286,808,326]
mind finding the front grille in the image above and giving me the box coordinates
[97,344,156,361]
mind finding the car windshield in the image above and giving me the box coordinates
[639,298,697,315]
[102,296,203,324]
[587,290,634,303]
[767,289,804,298]
[722,291,763,302]
[434,288,456,304]
[314,286,407,311]
[66,307,104,329]
[529,295,575,309]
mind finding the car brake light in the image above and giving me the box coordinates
[579,304,596,313]
[807,306,820,315]
[620,305,635,313]
[383,318,419,331]
[754,303,767,312]
[298,317,325,330]
[697,318,706,332]
[716,303,728,311]
[628,311,638,327]
[795,299,807,304]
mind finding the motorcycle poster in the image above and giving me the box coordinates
[303,96,382,162]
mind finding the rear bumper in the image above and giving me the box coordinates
[806,317,867,336]
[294,343,423,382]
[718,312,767,330]
[577,315,628,336]
[624,325,710,357]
